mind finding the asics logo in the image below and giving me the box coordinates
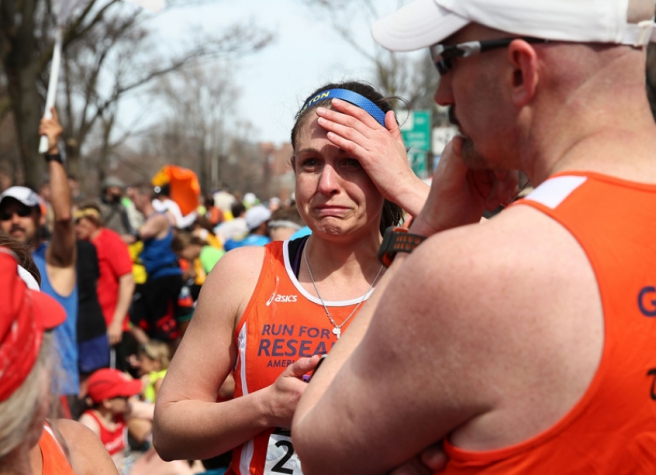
[266,292,298,306]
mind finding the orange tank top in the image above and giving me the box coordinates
[39,424,76,475]
[228,239,373,475]
[442,172,656,473]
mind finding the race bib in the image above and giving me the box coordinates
[264,428,303,475]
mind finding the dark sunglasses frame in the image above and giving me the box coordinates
[0,207,33,221]
[429,37,550,76]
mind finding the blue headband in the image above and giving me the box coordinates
[299,88,387,127]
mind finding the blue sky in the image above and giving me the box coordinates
[145,0,403,145]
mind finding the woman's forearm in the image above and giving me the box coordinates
[154,387,271,461]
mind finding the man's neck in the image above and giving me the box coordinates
[523,88,656,185]
[28,238,43,253]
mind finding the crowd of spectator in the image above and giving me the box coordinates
[0,108,300,475]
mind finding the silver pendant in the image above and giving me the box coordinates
[332,327,341,339]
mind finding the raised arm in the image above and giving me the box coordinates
[39,108,75,298]
[40,108,74,269]
[138,213,168,240]
[153,247,319,461]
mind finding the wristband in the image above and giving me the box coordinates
[44,153,63,164]
[378,226,426,268]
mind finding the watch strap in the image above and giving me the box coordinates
[378,226,426,268]
[44,153,64,164]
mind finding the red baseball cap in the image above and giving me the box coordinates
[87,368,143,403]
[0,248,66,402]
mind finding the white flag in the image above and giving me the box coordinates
[55,0,93,26]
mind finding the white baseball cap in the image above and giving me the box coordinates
[0,186,41,208]
[245,205,272,231]
[372,0,656,52]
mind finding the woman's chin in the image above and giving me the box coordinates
[312,223,346,237]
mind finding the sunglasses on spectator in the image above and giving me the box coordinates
[0,207,33,221]
[429,37,549,76]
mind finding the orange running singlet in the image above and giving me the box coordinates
[441,172,656,473]
[228,239,373,475]
[39,424,75,475]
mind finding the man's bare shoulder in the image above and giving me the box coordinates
[50,419,118,475]
[400,203,601,342]
[374,204,603,449]
[149,212,170,227]
[414,204,588,297]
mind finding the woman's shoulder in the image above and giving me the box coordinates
[198,245,270,310]
[214,245,268,275]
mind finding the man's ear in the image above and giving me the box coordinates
[507,39,540,107]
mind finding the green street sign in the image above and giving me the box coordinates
[400,110,431,152]
[409,151,427,178]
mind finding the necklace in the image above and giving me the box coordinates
[303,245,384,339]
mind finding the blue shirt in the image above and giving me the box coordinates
[224,234,271,251]
[290,226,312,240]
[33,243,79,395]
[140,217,181,280]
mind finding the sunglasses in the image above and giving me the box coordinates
[0,207,32,221]
[429,37,550,76]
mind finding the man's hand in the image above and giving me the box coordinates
[411,136,518,236]
[388,442,448,475]
[39,107,63,154]
[263,355,321,429]
[108,320,123,346]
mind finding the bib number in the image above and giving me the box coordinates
[264,429,303,475]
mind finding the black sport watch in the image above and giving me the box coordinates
[378,226,426,268]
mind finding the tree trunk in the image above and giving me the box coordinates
[65,140,82,182]
[97,116,115,187]
[2,0,45,188]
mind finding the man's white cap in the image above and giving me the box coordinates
[0,186,41,208]
[245,205,271,231]
[243,192,258,207]
[372,0,656,52]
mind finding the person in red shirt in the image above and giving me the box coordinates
[75,204,135,370]
[79,369,142,472]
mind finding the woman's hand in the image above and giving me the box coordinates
[410,136,518,237]
[263,355,321,429]
[316,99,429,217]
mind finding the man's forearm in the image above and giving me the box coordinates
[112,274,135,327]
[49,160,72,222]
[46,159,75,268]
